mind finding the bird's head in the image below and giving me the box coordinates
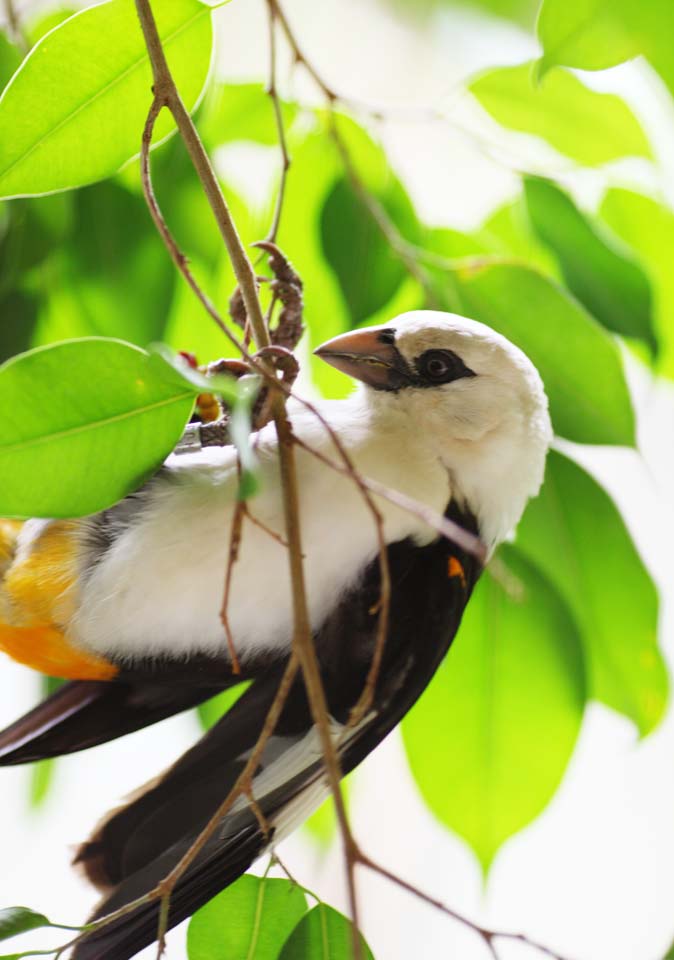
[315,310,552,545]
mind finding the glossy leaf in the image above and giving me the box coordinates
[600,188,674,378]
[470,62,650,166]
[0,0,213,198]
[0,339,195,518]
[455,262,635,445]
[402,545,586,870]
[25,8,78,46]
[0,908,52,941]
[187,875,307,960]
[523,177,656,352]
[516,450,666,735]
[321,175,417,326]
[279,905,375,960]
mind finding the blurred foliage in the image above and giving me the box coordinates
[403,545,585,870]
[0,0,672,952]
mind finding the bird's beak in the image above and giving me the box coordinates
[314,327,410,390]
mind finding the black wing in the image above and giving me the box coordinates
[0,656,258,766]
[72,503,482,960]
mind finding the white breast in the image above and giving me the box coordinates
[72,398,450,665]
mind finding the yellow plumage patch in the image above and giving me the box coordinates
[0,520,117,681]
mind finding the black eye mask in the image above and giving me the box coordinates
[414,349,476,386]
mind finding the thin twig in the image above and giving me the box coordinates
[271,395,364,960]
[140,94,246,354]
[219,495,245,675]
[292,432,486,562]
[264,0,292,244]
[356,849,572,960]
[135,0,269,352]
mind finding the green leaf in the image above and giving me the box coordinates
[0,34,21,91]
[516,450,666,736]
[0,0,213,198]
[0,290,39,364]
[320,175,417,326]
[0,908,51,942]
[470,62,650,166]
[536,0,674,97]
[600,188,674,378]
[29,676,65,808]
[187,875,307,960]
[455,262,635,445]
[402,545,586,870]
[0,338,195,518]
[536,0,642,75]
[279,904,374,960]
[523,176,656,352]
[148,344,242,405]
[198,82,298,150]
[0,196,72,288]
[58,180,176,347]
[25,7,78,47]
[197,682,250,730]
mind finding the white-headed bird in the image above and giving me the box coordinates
[0,311,552,959]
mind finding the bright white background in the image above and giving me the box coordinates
[2,1,674,958]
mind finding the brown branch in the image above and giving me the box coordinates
[264,0,291,244]
[219,495,245,675]
[140,94,246,354]
[134,4,363,955]
[356,848,572,960]
[3,0,27,51]
[135,0,269,352]
[271,395,364,960]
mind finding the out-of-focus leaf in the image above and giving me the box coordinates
[600,188,674,378]
[402,545,585,870]
[0,195,71,288]
[536,0,674,97]
[517,450,666,735]
[187,875,307,960]
[0,908,52,941]
[0,290,39,364]
[470,62,651,166]
[279,904,375,959]
[478,198,557,275]
[321,175,418,327]
[61,181,175,346]
[279,128,346,397]
[0,0,213,198]
[0,338,195,518]
[29,675,65,808]
[0,34,21,91]
[455,262,635,445]
[197,682,250,730]
[198,82,298,150]
[523,177,656,352]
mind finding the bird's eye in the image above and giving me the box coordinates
[416,349,475,385]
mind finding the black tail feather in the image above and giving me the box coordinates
[0,679,219,765]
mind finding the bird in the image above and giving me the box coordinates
[0,310,551,959]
